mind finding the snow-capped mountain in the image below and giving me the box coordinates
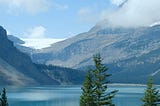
[7,23,160,84]
[7,35,65,49]
[150,21,160,27]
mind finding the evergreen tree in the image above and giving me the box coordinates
[0,88,8,106]
[93,54,117,106]
[141,77,159,106]
[80,69,96,106]
[80,54,117,106]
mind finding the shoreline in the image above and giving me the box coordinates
[109,83,160,87]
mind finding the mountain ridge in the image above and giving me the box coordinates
[30,24,160,84]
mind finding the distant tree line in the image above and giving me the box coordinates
[35,63,79,71]
[35,63,86,84]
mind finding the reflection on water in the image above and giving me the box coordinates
[1,85,159,106]
[7,86,81,106]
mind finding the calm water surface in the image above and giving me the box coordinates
[2,85,160,106]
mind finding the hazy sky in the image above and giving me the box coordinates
[0,0,160,39]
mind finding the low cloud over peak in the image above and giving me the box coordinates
[78,0,160,28]
[105,0,160,27]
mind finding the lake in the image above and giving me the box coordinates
[1,85,160,106]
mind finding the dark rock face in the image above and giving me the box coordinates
[0,26,59,85]
[0,26,7,39]
[7,35,25,44]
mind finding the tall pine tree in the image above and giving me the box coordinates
[141,77,159,106]
[93,54,117,106]
[0,88,8,106]
[80,54,117,106]
[80,69,95,106]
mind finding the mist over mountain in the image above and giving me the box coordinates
[29,24,160,84]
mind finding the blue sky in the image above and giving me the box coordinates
[0,0,117,39]
[1,0,159,39]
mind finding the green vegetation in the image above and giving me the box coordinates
[80,54,118,106]
[0,88,8,106]
[141,77,159,106]
[80,69,95,106]
[35,64,85,84]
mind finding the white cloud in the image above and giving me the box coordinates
[77,7,99,23]
[78,0,160,28]
[0,0,50,15]
[23,26,46,39]
[21,26,66,49]
[52,2,69,10]
[110,0,126,6]
[103,0,160,27]
[0,0,69,15]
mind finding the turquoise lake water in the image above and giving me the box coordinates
[2,85,159,106]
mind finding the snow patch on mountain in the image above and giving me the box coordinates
[150,21,160,27]
[151,69,160,76]
[21,38,65,49]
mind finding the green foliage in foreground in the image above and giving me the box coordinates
[141,77,159,106]
[80,54,118,106]
[0,88,8,106]
[80,69,96,106]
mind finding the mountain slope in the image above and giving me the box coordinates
[0,57,36,85]
[0,26,59,85]
[7,35,35,56]
[0,26,84,85]
[32,25,160,84]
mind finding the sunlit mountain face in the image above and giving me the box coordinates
[24,24,160,84]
